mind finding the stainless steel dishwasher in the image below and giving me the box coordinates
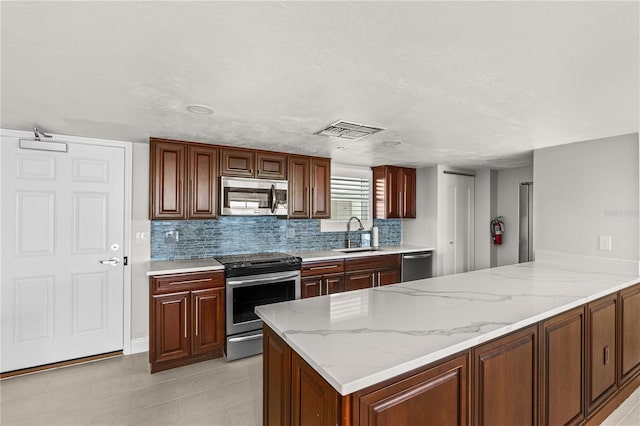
[401,251,433,282]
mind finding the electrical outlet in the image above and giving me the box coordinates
[165,230,179,243]
[598,235,612,251]
[135,232,149,244]
[286,228,295,238]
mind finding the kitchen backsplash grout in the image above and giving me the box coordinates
[150,217,402,260]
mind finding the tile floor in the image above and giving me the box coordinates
[0,352,638,425]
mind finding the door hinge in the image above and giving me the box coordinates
[123,256,128,266]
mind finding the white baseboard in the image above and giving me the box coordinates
[127,337,149,355]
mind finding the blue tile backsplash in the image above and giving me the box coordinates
[150,217,402,260]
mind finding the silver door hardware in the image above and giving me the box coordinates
[99,257,120,266]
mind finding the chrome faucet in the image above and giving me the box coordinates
[346,216,365,248]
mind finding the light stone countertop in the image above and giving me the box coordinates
[146,245,433,276]
[256,254,639,395]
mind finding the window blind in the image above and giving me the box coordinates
[330,176,370,220]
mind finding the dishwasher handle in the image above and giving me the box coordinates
[403,253,432,260]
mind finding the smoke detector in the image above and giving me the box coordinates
[314,120,385,140]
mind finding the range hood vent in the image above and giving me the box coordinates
[314,120,385,140]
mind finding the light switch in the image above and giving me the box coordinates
[598,236,612,251]
[135,232,149,244]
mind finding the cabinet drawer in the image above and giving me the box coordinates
[345,254,400,272]
[301,260,345,277]
[152,272,224,294]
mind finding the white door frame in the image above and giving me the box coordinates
[0,128,133,355]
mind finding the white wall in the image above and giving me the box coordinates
[130,143,151,344]
[534,133,639,261]
[496,165,533,266]
[403,166,438,271]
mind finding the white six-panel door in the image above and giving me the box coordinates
[1,134,126,372]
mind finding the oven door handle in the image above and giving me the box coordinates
[228,333,263,343]
[227,273,300,287]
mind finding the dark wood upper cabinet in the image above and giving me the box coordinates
[220,148,255,178]
[149,139,218,220]
[288,156,311,219]
[311,158,331,219]
[150,141,187,219]
[187,145,218,219]
[257,152,287,180]
[372,165,416,219]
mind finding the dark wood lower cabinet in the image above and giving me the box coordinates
[263,286,640,426]
[587,294,618,414]
[619,283,640,385]
[355,354,468,426]
[473,326,538,426]
[149,272,225,373]
[540,307,585,426]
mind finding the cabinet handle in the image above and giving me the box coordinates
[604,346,610,365]
[184,296,188,338]
[377,272,381,287]
[195,297,199,336]
[308,265,338,271]
[325,279,329,295]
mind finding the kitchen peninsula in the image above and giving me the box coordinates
[256,254,640,426]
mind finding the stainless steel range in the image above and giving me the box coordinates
[214,252,301,361]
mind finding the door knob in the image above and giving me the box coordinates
[99,257,120,266]
[449,241,454,244]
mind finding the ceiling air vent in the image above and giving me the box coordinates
[314,120,385,140]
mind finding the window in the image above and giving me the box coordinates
[330,176,369,220]
[320,164,372,232]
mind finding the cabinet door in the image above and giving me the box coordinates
[301,277,323,299]
[152,292,190,363]
[358,354,469,426]
[257,152,287,180]
[191,288,224,355]
[220,148,255,177]
[401,168,416,218]
[346,271,375,291]
[291,352,339,426]
[311,158,331,219]
[619,284,640,384]
[288,156,310,218]
[473,326,538,426]
[325,273,345,295]
[187,145,218,219]
[587,295,617,413]
[539,307,585,426]
[150,141,186,219]
[377,268,400,286]
[385,166,402,219]
[263,326,292,426]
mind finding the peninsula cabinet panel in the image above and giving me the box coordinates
[288,156,311,219]
[356,354,469,426]
[191,288,224,355]
[292,352,339,426]
[187,145,218,219]
[264,326,292,426]
[150,141,186,219]
[619,283,640,385]
[220,148,255,178]
[539,307,585,426]
[587,294,618,414]
[473,326,538,426]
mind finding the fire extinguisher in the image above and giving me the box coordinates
[490,216,504,245]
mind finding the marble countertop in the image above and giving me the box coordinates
[256,255,639,395]
[146,245,433,275]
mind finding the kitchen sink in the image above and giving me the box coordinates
[332,247,380,253]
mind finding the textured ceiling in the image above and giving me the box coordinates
[1,1,638,169]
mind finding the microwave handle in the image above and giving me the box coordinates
[270,184,277,214]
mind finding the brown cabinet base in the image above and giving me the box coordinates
[150,349,223,373]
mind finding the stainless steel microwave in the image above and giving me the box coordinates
[220,176,288,216]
